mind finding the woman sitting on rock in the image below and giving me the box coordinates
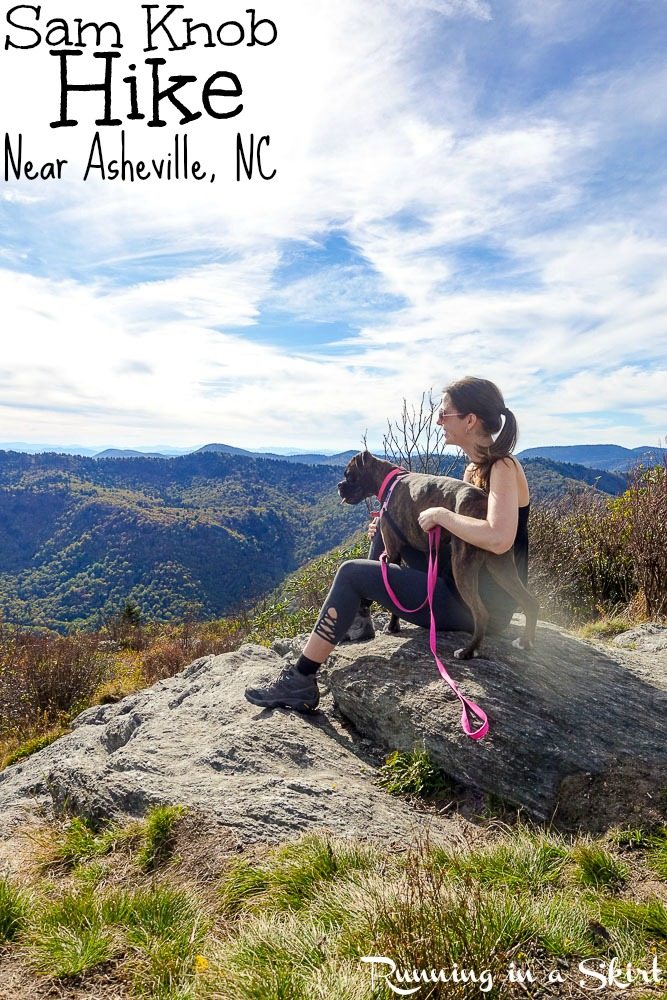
[244,375,531,712]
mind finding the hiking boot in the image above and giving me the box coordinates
[244,665,320,712]
[342,607,376,643]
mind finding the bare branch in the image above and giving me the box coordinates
[382,389,462,475]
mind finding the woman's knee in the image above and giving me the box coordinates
[330,558,383,602]
[334,558,371,585]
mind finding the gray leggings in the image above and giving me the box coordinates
[313,531,475,645]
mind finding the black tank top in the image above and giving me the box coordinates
[479,503,530,630]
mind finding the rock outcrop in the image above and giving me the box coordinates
[0,619,665,844]
[0,646,456,847]
[325,619,667,827]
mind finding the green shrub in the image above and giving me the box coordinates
[377,746,450,798]
[529,493,635,624]
[529,459,667,624]
[0,627,106,734]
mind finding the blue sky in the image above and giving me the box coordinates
[1,0,666,452]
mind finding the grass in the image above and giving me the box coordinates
[430,827,570,891]
[376,745,451,798]
[39,806,187,875]
[25,882,208,992]
[571,844,631,890]
[40,815,137,870]
[27,884,119,976]
[136,805,187,872]
[0,726,70,769]
[599,898,667,939]
[105,885,209,998]
[646,827,667,879]
[2,817,667,998]
[577,615,635,641]
[0,877,30,942]
[218,832,380,915]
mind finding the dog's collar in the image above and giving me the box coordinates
[376,466,408,504]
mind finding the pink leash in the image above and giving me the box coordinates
[380,526,489,741]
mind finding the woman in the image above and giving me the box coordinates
[244,376,530,711]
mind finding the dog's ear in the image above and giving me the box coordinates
[361,450,372,465]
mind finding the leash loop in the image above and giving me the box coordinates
[379,526,489,741]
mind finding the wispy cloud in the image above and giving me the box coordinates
[1,0,665,451]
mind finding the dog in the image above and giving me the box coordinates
[338,450,538,659]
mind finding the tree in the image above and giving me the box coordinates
[383,390,461,474]
[120,600,142,627]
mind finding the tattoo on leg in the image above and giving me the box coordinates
[314,607,338,643]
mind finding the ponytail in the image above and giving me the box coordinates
[443,377,519,494]
[473,408,518,493]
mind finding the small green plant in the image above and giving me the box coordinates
[1,727,69,770]
[647,826,667,879]
[377,746,449,798]
[0,877,30,942]
[71,859,109,889]
[600,898,667,939]
[608,827,655,849]
[136,804,187,871]
[572,844,630,890]
[28,888,116,977]
[45,815,130,869]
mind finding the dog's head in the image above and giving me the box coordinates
[337,450,377,505]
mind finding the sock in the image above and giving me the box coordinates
[296,653,321,676]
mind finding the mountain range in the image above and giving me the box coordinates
[516,444,665,473]
[0,450,367,632]
[1,442,664,473]
[0,445,649,632]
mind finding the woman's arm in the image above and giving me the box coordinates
[418,458,519,554]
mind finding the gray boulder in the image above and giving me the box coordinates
[613,623,667,654]
[325,617,667,827]
[0,618,665,845]
[0,647,457,847]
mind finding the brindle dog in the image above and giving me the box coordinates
[338,451,538,659]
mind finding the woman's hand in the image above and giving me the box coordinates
[418,507,450,533]
[367,518,378,539]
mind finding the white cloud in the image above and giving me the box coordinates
[1,0,666,451]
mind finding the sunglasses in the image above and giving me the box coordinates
[437,408,466,420]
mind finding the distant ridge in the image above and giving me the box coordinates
[195,443,257,457]
[517,444,666,473]
[194,443,357,466]
[2,442,664,473]
[95,448,170,459]
[262,450,357,466]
